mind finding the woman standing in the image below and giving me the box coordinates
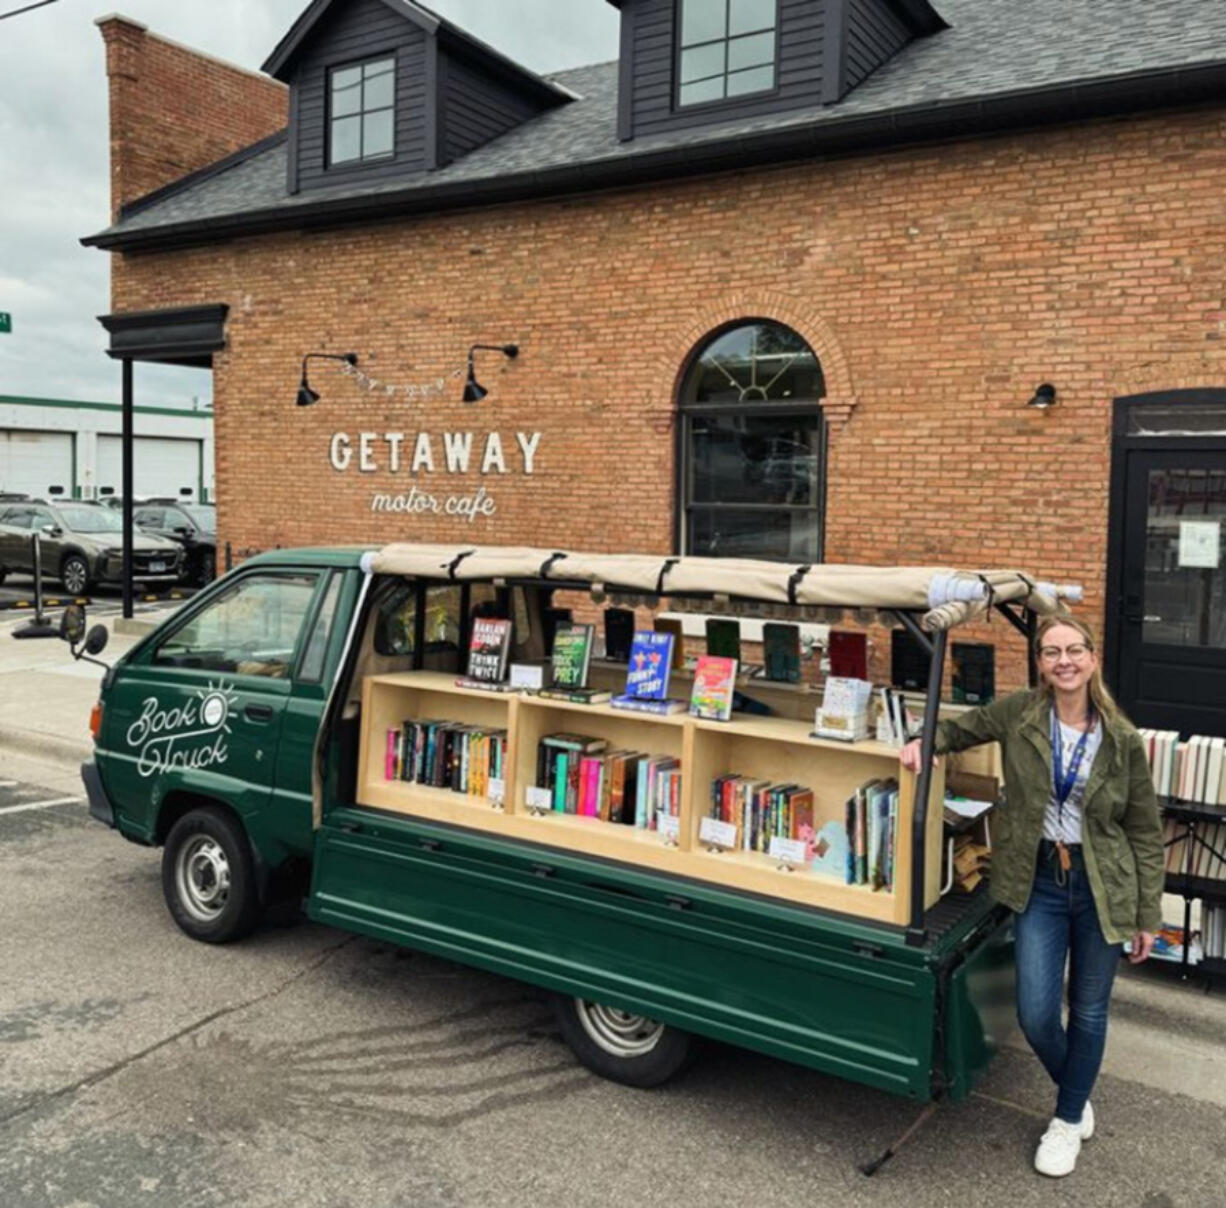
[901,614,1164,1177]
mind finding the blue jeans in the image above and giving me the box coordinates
[1013,841,1123,1124]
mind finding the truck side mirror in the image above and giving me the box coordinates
[59,603,87,645]
[84,625,109,656]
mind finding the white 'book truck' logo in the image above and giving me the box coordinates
[125,681,236,777]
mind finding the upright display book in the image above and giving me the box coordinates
[611,630,684,714]
[465,618,513,683]
[609,694,687,715]
[762,622,801,683]
[603,608,635,663]
[705,618,741,662]
[952,642,995,705]
[828,631,868,681]
[551,623,595,690]
[690,655,738,721]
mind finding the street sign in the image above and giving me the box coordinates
[0,313,11,334]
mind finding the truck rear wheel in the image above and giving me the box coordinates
[551,994,695,1087]
[162,808,262,943]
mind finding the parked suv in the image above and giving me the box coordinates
[0,499,183,593]
[131,499,217,585]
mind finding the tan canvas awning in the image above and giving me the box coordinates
[362,544,1081,631]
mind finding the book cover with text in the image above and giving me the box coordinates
[690,655,738,721]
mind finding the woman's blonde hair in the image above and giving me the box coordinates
[1034,613,1123,727]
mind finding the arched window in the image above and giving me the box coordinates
[678,320,825,561]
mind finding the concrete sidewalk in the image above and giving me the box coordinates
[2,603,1222,1117]
[0,604,178,766]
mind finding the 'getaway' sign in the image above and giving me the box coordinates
[329,430,541,521]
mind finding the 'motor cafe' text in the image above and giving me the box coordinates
[330,431,541,521]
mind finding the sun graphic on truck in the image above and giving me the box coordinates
[126,680,238,778]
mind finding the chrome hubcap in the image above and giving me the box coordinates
[574,1000,665,1057]
[64,561,87,593]
[175,836,231,922]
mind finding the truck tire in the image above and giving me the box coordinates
[60,554,90,596]
[551,994,695,1088]
[162,807,262,943]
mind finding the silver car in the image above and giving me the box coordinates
[0,500,183,594]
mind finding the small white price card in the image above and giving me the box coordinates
[657,813,681,843]
[1179,520,1220,569]
[699,817,738,850]
[769,836,808,866]
[488,777,506,806]
[524,786,552,812]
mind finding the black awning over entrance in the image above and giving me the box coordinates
[96,304,227,616]
[99,303,228,367]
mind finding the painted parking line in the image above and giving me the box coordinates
[0,796,84,815]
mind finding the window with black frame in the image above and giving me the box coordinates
[329,56,395,167]
[677,0,778,108]
[679,320,824,561]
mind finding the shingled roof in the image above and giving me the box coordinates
[83,0,1226,253]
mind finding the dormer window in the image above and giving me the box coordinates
[328,55,395,168]
[678,0,778,108]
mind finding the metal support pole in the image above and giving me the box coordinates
[907,626,948,946]
[121,357,134,620]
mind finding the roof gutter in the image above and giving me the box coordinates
[82,61,1226,255]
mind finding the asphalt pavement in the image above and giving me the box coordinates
[2,615,1225,1208]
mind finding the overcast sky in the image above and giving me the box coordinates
[0,0,620,409]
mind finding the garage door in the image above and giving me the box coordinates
[0,430,74,497]
[97,436,200,499]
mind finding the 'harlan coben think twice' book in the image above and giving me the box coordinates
[457,617,513,688]
[611,630,685,714]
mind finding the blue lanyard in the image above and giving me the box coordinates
[1051,709,1094,825]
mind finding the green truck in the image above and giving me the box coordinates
[73,545,1063,1101]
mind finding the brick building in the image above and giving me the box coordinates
[84,0,1226,733]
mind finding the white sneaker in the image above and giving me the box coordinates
[1080,1100,1094,1141]
[1035,1117,1082,1177]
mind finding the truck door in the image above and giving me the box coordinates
[98,570,323,846]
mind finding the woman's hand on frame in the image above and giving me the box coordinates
[1128,930,1155,964]
[899,738,938,773]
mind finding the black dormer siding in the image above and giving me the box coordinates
[289,0,429,193]
[621,0,826,141]
[440,53,553,166]
[845,0,911,92]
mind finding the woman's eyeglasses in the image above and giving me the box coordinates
[1038,643,1092,662]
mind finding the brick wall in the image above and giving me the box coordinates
[104,103,1226,691]
[98,16,287,218]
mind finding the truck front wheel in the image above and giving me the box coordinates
[551,994,695,1088]
[162,808,262,943]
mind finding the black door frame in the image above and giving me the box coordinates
[1104,388,1226,727]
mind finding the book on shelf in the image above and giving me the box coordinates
[828,630,868,681]
[551,622,595,690]
[762,622,801,683]
[537,732,609,814]
[705,617,741,662]
[603,607,636,663]
[466,617,513,683]
[952,642,995,705]
[690,655,738,721]
[536,687,613,705]
[386,720,507,800]
[454,677,519,692]
[653,617,685,670]
[609,694,687,715]
[1141,729,1226,805]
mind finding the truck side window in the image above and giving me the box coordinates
[298,571,342,683]
[375,582,463,661]
[153,573,318,677]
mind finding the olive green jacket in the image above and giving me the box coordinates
[934,689,1165,944]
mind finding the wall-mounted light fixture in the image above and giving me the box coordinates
[297,352,359,407]
[1027,383,1058,410]
[463,343,519,403]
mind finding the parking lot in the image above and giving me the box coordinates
[3,743,1226,1208]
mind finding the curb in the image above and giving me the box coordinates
[112,616,162,637]
[0,725,93,770]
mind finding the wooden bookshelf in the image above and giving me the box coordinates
[357,671,946,925]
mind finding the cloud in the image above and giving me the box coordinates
[0,0,619,409]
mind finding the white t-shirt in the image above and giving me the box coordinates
[1042,718,1103,844]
